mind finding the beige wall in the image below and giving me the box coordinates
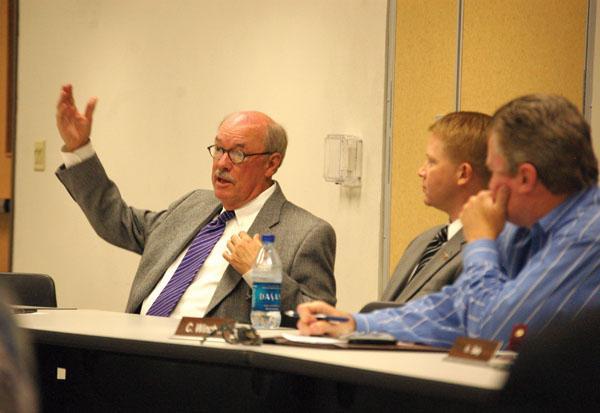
[461,0,587,113]
[13,0,388,312]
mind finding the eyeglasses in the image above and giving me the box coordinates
[199,324,262,346]
[207,144,272,165]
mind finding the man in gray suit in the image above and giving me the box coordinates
[55,84,336,325]
[365,112,491,311]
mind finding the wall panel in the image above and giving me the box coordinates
[461,0,587,112]
[390,0,458,274]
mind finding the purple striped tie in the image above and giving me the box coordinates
[146,210,235,317]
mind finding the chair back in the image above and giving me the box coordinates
[359,301,403,313]
[0,272,57,307]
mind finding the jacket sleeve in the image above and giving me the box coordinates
[56,154,191,254]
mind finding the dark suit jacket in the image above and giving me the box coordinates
[362,225,465,312]
[499,309,600,411]
[0,290,38,412]
[56,155,336,323]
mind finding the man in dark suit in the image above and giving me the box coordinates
[55,84,336,324]
[368,112,491,310]
[499,309,600,411]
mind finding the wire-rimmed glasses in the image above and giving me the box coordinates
[199,324,262,346]
[207,145,272,164]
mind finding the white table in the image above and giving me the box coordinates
[17,309,509,411]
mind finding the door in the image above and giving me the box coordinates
[0,0,16,271]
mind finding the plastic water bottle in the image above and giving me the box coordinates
[250,234,282,329]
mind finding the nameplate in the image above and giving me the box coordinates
[174,317,235,338]
[448,336,501,362]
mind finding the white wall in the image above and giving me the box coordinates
[13,0,388,312]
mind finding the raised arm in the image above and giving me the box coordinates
[56,84,97,151]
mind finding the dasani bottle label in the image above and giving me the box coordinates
[252,282,281,311]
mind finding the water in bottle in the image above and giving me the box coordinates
[250,234,282,329]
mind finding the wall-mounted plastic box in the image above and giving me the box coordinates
[323,134,362,187]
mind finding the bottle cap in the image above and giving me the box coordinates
[261,234,275,243]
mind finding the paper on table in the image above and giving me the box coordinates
[281,332,346,345]
[253,328,294,339]
[12,305,77,314]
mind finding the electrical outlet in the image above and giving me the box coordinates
[56,367,67,380]
[34,140,46,171]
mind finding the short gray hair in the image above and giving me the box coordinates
[218,111,288,162]
[265,121,288,161]
[491,94,598,194]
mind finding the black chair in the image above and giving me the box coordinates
[0,272,57,307]
[359,301,404,313]
[498,310,600,411]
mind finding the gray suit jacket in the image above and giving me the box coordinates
[380,225,465,304]
[56,155,336,324]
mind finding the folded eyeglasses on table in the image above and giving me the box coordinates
[199,323,262,346]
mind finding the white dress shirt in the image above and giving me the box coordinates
[447,219,463,241]
[141,185,274,317]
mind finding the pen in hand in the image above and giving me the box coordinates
[284,310,350,323]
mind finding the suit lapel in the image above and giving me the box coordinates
[247,183,284,234]
[205,183,285,315]
[397,229,465,302]
[381,230,436,301]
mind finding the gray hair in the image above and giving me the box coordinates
[265,121,288,161]
[491,94,598,194]
[218,111,288,162]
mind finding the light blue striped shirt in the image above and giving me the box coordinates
[355,187,600,348]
